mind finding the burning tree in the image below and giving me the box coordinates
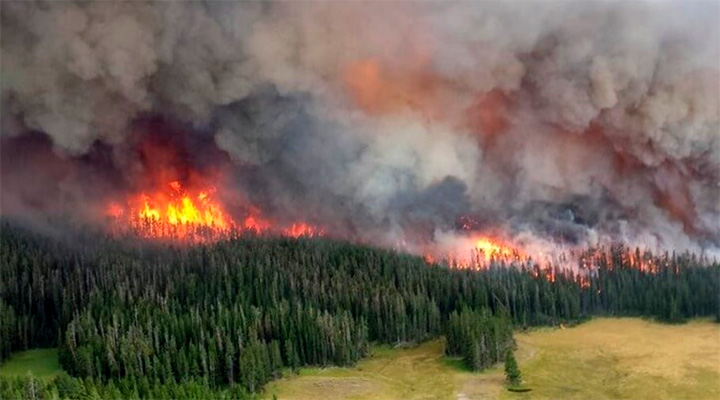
[107,179,324,243]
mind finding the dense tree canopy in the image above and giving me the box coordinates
[1,222,718,398]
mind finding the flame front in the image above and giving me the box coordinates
[107,180,323,242]
[463,235,529,267]
[474,237,516,259]
[136,184,229,230]
[107,180,232,241]
[422,234,529,269]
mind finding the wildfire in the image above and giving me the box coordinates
[106,180,232,241]
[107,180,323,242]
[285,223,324,238]
[468,235,530,267]
[474,237,514,259]
[143,183,229,229]
[104,178,666,288]
[423,234,529,269]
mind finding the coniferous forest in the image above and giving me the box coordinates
[1,222,718,399]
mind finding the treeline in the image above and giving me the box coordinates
[575,249,718,323]
[1,221,718,394]
[0,373,257,400]
[445,308,514,371]
[0,299,18,361]
[60,300,366,392]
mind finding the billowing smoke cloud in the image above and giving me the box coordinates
[1,1,718,256]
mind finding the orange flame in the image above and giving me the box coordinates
[107,180,323,242]
[469,235,529,267]
[285,223,324,238]
[136,181,230,229]
[106,180,232,241]
[474,237,514,259]
[423,234,528,270]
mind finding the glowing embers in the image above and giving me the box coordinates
[238,210,324,238]
[284,223,324,238]
[576,246,663,275]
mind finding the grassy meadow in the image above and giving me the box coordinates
[511,318,720,400]
[264,318,720,400]
[0,348,62,379]
[264,340,480,400]
[0,319,717,399]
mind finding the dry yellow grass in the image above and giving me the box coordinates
[264,318,720,400]
[508,318,720,400]
[263,340,464,400]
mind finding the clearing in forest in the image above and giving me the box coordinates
[263,318,720,400]
[0,349,61,379]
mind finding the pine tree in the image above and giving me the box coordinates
[23,373,39,400]
[504,349,521,387]
[1,223,718,396]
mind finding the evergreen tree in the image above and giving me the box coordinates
[504,349,521,386]
[0,221,717,396]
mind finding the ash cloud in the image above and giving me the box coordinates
[1,1,718,255]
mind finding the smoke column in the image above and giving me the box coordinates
[1,1,718,259]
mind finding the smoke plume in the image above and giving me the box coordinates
[2,1,718,257]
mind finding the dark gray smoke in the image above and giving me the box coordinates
[1,1,718,258]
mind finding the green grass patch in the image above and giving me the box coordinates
[441,356,472,372]
[0,349,62,379]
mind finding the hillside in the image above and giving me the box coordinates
[0,223,718,398]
